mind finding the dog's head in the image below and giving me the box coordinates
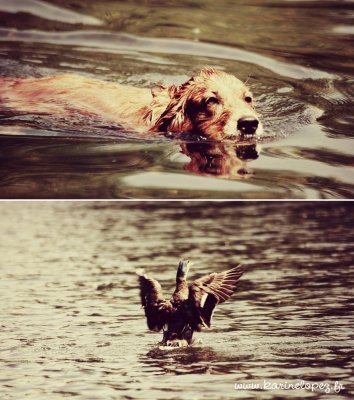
[152,68,263,140]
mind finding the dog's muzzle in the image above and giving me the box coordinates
[237,118,259,135]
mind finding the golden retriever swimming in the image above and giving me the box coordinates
[0,68,263,140]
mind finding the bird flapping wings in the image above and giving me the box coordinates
[136,269,173,332]
[188,264,244,329]
[137,264,244,333]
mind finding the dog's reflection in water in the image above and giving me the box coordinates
[179,141,261,178]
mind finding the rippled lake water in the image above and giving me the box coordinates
[1,201,353,399]
[0,0,353,198]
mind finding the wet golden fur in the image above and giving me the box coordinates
[0,68,263,139]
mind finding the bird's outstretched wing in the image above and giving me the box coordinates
[136,270,173,332]
[188,265,244,329]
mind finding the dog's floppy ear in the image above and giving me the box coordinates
[145,84,178,127]
[152,95,186,132]
[152,79,194,132]
[153,88,187,132]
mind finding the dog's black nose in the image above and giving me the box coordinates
[237,118,259,135]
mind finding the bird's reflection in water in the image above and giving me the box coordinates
[179,141,260,178]
[143,344,240,375]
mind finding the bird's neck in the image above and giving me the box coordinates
[172,279,189,301]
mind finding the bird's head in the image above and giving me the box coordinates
[176,259,191,280]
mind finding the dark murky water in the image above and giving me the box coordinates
[0,0,353,198]
[1,202,353,399]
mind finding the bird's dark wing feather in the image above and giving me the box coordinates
[188,265,243,329]
[137,271,173,332]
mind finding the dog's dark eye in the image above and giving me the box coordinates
[245,96,252,103]
[205,96,219,105]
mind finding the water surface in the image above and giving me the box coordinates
[0,0,353,198]
[0,202,353,399]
